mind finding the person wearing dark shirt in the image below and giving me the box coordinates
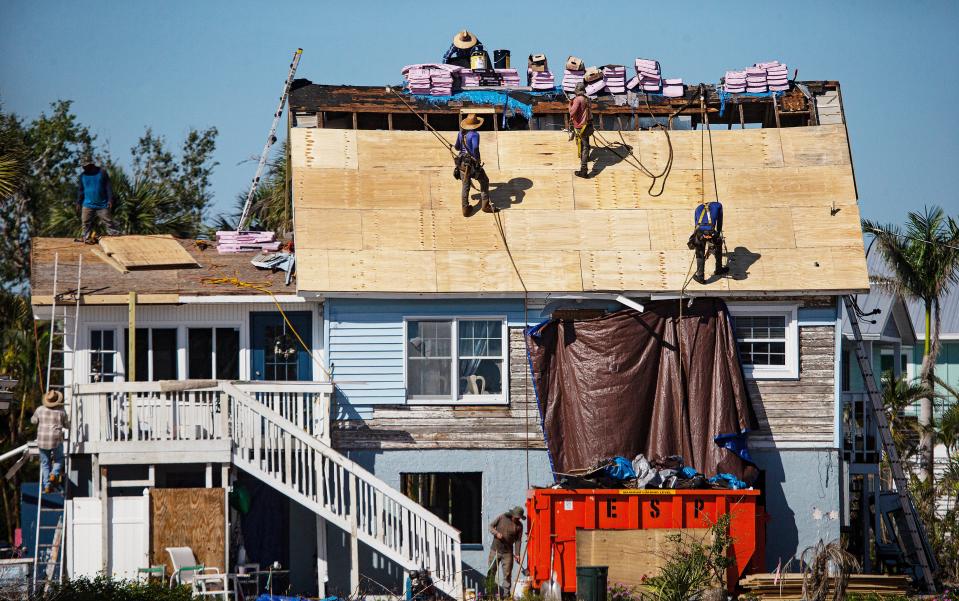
[443,30,483,68]
[568,83,593,177]
[454,113,492,216]
[75,156,119,243]
[488,506,525,596]
[688,200,728,284]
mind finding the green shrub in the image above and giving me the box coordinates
[31,575,193,601]
[642,514,734,601]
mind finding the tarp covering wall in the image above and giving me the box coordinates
[526,299,757,480]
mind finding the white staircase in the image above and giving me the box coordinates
[223,382,463,598]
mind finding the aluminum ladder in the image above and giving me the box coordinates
[842,295,936,591]
[32,252,82,593]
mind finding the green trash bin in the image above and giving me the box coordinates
[576,566,608,601]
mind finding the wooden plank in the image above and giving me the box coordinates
[576,529,713,589]
[496,131,571,170]
[434,250,582,292]
[295,169,432,210]
[90,247,128,273]
[99,235,199,269]
[292,128,357,169]
[150,488,225,575]
[790,204,862,248]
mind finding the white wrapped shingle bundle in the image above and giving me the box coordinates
[662,78,684,98]
[723,70,746,93]
[759,61,789,91]
[603,65,627,94]
[745,66,767,93]
[530,70,555,90]
[634,58,661,92]
[562,69,585,92]
[495,68,522,86]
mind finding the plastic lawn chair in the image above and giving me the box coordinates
[166,546,232,600]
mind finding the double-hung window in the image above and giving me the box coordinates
[188,327,240,380]
[124,328,178,381]
[730,305,798,379]
[405,318,507,403]
[89,329,117,382]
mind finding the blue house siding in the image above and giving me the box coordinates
[326,299,544,408]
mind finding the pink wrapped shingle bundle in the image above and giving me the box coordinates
[634,58,661,92]
[430,68,454,95]
[495,68,522,86]
[745,66,767,93]
[723,70,747,93]
[626,75,640,91]
[562,69,585,92]
[459,70,481,87]
[603,65,627,94]
[529,70,555,90]
[405,67,432,94]
[216,231,281,253]
[662,78,684,98]
[759,61,790,91]
[585,79,606,96]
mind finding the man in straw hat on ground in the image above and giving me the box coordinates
[568,82,594,178]
[454,113,493,216]
[443,30,484,68]
[31,391,69,494]
[487,505,526,597]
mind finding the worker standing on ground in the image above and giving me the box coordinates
[488,506,525,597]
[569,83,594,178]
[76,156,119,243]
[688,200,729,284]
[454,113,492,216]
[31,391,69,494]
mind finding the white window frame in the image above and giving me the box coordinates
[728,304,799,380]
[87,327,120,383]
[402,316,509,405]
[186,325,242,380]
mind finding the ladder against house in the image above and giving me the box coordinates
[222,381,463,598]
[842,295,938,592]
[32,253,81,593]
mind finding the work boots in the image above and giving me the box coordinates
[480,195,495,213]
[462,201,471,217]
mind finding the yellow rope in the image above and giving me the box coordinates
[201,275,332,380]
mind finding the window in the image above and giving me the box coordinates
[188,328,240,380]
[405,318,506,402]
[124,328,178,381]
[401,473,482,545]
[730,306,798,379]
[89,329,116,382]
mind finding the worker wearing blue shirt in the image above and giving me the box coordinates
[75,156,120,243]
[454,113,492,216]
[688,200,728,284]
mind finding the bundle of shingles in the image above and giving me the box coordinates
[629,58,662,93]
[216,231,280,254]
[562,69,585,93]
[496,68,521,86]
[529,69,555,90]
[724,61,790,93]
[401,64,460,95]
[602,65,627,95]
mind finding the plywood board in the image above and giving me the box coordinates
[501,210,651,251]
[780,125,850,166]
[430,169,575,212]
[715,165,857,207]
[292,128,357,169]
[724,207,798,250]
[637,127,784,171]
[576,528,713,589]
[295,248,330,291]
[150,488,225,575]
[790,205,862,248]
[356,130,497,170]
[434,250,582,292]
[327,250,437,292]
[98,235,199,269]
[572,169,710,210]
[496,131,570,170]
[294,169,431,210]
[294,208,362,250]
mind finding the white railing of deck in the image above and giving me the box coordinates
[222,381,462,598]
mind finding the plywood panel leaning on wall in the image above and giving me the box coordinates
[150,488,226,576]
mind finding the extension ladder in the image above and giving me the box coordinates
[237,48,303,231]
[842,295,937,592]
[33,252,81,592]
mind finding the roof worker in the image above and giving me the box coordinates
[569,83,594,178]
[687,200,729,284]
[488,505,525,598]
[76,155,119,244]
[443,30,485,68]
[31,391,69,494]
[454,113,492,217]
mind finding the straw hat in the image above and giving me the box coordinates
[452,30,478,50]
[42,390,64,408]
[460,113,484,130]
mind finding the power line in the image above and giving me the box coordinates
[863,226,959,251]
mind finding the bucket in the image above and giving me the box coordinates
[470,49,489,70]
[494,49,511,69]
[576,566,608,601]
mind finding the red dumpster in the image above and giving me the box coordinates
[525,489,765,593]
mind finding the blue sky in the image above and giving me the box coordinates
[2,0,957,223]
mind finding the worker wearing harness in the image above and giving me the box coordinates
[454,113,492,216]
[568,82,593,178]
[688,200,729,284]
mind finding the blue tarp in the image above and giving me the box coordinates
[717,88,786,117]
[409,89,562,120]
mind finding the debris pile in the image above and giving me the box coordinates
[215,230,280,254]
[554,454,750,491]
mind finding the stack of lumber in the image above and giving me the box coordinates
[739,573,912,600]
[215,231,280,253]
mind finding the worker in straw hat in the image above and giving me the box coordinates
[487,505,526,597]
[31,391,69,494]
[568,82,594,178]
[454,113,493,216]
[443,29,484,68]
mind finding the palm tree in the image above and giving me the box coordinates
[0,112,26,199]
[864,206,959,481]
[879,372,929,467]
[213,141,291,235]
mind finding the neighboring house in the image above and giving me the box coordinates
[29,80,873,595]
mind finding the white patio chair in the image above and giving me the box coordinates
[166,546,232,600]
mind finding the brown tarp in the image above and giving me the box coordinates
[526,298,757,480]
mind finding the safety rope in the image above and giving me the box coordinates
[201,275,333,379]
